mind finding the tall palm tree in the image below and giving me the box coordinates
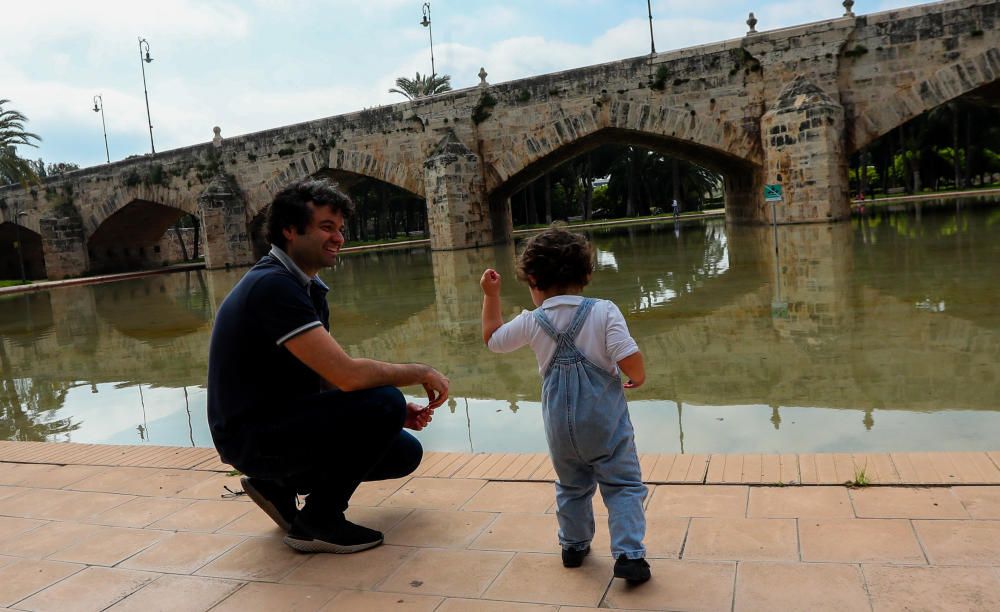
[389,72,452,100]
[0,99,42,186]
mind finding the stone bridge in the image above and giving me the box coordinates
[1,0,998,280]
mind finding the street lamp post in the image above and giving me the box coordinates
[647,0,656,55]
[138,37,155,154]
[420,3,436,77]
[92,95,110,163]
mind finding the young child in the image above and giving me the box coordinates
[480,227,650,584]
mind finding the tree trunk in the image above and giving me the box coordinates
[858,149,868,197]
[544,175,553,223]
[951,103,961,189]
[191,215,201,259]
[173,222,189,261]
[527,182,539,225]
[582,156,593,221]
[671,158,682,214]
[626,149,640,217]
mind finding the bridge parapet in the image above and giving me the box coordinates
[0,0,996,280]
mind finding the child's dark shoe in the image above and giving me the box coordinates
[613,556,651,584]
[561,545,590,568]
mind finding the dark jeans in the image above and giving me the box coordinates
[242,386,421,524]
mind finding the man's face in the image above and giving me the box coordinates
[283,203,346,274]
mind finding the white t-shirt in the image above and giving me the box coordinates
[487,295,640,375]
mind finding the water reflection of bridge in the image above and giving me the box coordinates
[2,212,999,443]
[344,216,1000,413]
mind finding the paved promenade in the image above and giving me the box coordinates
[0,441,998,611]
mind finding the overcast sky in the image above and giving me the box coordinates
[3,0,926,169]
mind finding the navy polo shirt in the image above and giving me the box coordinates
[207,246,331,468]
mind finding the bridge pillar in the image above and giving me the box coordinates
[423,130,497,251]
[760,77,850,224]
[430,242,516,340]
[198,173,254,270]
[39,217,89,280]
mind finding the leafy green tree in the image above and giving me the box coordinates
[0,99,42,187]
[389,72,452,100]
[27,159,80,179]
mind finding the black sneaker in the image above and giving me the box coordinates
[562,545,590,568]
[614,557,651,584]
[283,515,384,554]
[241,477,297,531]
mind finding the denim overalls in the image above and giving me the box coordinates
[533,298,647,560]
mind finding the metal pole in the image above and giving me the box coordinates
[94,95,110,163]
[647,0,656,54]
[138,37,155,154]
[422,3,436,77]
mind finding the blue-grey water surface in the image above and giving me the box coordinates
[2,200,998,454]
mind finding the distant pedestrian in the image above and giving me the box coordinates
[672,198,679,218]
[479,226,650,584]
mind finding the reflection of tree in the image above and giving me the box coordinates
[0,341,79,441]
[588,221,732,316]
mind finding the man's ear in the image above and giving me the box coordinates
[282,226,295,242]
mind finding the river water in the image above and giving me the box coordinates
[2,200,998,454]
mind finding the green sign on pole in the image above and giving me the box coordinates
[764,184,783,202]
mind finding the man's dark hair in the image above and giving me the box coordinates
[516,226,594,291]
[266,178,355,249]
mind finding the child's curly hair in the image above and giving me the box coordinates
[516,226,594,291]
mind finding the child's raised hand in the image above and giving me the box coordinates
[480,269,502,296]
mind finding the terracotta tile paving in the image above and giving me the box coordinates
[864,564,1000,612]
[90,496,195,529]
[913,519,1000,565]
[683,518,799,562]
[1,442,1000,610]
[209,582,338,611]
[104,574,243,611]
[734,561,869,612]
[850,486,969,519]
[378,548,514,598]
[320,589,443,611]
[148,499,251,533]
[281,544,414,590]
[383,509,498,549]
[799,518,927,564]
[603,559,736,611]
[193,535,309,581]
[118,532,244,574]
[646,484,749,517]
[0,521,113,559]
[46,527,163,567]
[381,477,487,510]
[14,565,159,612]
[747,485,853,518]
[482,552,614,607]
[952,485,1000,519]
[0,559,83,607]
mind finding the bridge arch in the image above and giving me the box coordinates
[852,47,1000,152]
[87,198,198,274]
[244,149,423,222]
[487,125,760,215]
[246,163,427,259]
[0,222,46,280]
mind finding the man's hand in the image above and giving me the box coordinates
[480,269,502,296]
[404,402,435,431]
[421,366,450,409]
